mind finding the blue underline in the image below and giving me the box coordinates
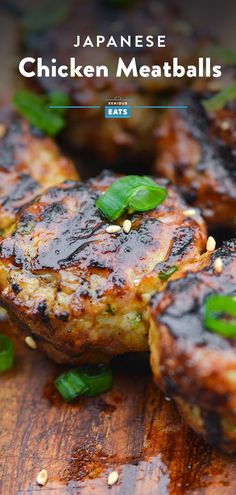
[49,105,101,109]
[134,105,188,109]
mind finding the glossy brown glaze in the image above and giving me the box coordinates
[1,326,236,495]
[150,239,236,452]
[0,107,79,231]
[0,172,206,364]
[154,88,236,229]
[26,0,208,169]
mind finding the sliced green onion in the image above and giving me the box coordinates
[22,0,71,33]
[203,80,236,112]
[79,365,113,397]
[54,369,89,401]
[207,44,236,65]
[0,334,14,372]
[48,90,70,115]
[55,364,112,401]
[96,176,167,221]
[129,186,166,211]
[204,294,236,338]
[14,90,70,137]
[159,266,178,281]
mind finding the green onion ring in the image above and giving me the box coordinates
[159,266,178,281]
[14,90,70,137]
[203,80,236,112]
[55,364,112,401]
[0,334,14,372]
[96,175,167,221]
[204,294,236,338]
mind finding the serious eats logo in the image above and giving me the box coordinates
[104,97,132,119]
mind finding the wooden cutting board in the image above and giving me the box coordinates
[1,316,236,495]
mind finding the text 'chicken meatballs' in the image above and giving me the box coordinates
[154,89,236,229]
[150,239,236,452]
[25,0,208,170]
[0,108,79,232]
[0,172,206,364]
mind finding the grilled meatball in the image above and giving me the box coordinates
[0,171,206,364]
[0,108,79,231]
[26,0,207,170]
[154,88,236,229]
[150,239,236,452]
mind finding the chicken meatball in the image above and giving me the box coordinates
[25,0,208,170]
[0,107,79,231]
[154,88,236,229]
[0,171,206,364]
[150,239,236,452]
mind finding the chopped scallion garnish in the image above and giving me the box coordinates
[159,266,178,281]
[48,90,71,115]
[14,90,70,136]
[0,334,14,372]
[204,294,236,338]
[96,176,167,221]
[203,81,236,111]
[55,364,112,401]
[207,44,236,65]
[22,0,71,33]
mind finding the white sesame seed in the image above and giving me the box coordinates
[158,215,172,224]
[36,469,48,486]
[220,120,230,131]
[106,225,121,234]
[141,293,151,303]
[123,219,132,234]
[206,236,216,252]
[108,471,119,486]
[142,309,150,322]
[214,257,224,274]
[183,208,197,218]
[0,124,6,139]
[25,336,37,350]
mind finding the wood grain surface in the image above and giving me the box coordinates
[1,316,236,495]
